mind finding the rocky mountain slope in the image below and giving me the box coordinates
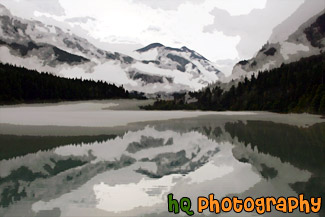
[0,4,223,94]
[230,10,325,81]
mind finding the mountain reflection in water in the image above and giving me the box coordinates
[0,118,324,217]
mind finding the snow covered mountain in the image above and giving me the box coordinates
[230,9,325,81]
[128,43,223,92]
[0,4,223,94]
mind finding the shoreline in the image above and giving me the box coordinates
[0,100,324,137]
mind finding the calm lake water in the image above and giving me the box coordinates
[0,101,324,217]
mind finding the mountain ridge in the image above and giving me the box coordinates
[0,4,223,94]
[143,53,325,114]
[229,10,325,82]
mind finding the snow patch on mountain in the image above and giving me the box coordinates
[280,42,310,60]
[0,4,223,94]
[131,48,159,61]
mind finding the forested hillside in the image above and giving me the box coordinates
[0,63,139,104]
[143,53,325,114]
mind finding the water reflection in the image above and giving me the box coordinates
[0,118,324,217]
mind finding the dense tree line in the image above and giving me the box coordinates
[144,53,325,114]
[0,63,145,104]
[0,134,117,160]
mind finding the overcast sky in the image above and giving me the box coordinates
[1,0,322,71]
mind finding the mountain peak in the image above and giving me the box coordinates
[181,46,191,51]
[136,43,164,52]
[0,4,11,16]
[181,46,208,61]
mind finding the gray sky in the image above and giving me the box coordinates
[1,0,321,69]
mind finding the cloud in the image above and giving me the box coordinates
[132,0,267,16]
[204,0,304,59]
[146,26,161,32]
[0,0,268,61]
[65,16,96,24]
[43,0,242,60]
[0,0,65,17]
[215,58,240,76]
[132,0,204,11]
[26,0,65,15]
[269,0,325,43]
[1,0,315,64]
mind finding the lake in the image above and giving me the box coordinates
[0,100,324,217]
